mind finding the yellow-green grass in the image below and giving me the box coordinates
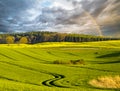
[0,40,120,91]
[0,40,120,48]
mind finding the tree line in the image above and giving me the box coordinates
[0,31,119,44]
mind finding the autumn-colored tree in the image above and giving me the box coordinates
[19,37,28,44]
[6,36,15,44]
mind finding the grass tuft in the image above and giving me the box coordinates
[89,75,120,89]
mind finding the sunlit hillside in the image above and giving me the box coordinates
[0,40,119,91]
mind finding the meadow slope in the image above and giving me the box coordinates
[0,40,120,91]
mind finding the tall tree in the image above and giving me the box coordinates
[19,37,28,44]
[6,36,15,44]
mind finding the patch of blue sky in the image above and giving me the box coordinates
[41,0,53,8]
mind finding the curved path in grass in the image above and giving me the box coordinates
[0,61,68,88]
[42,73,68,88]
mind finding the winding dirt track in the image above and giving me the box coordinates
[0,49,69,88]
[42,72,68,88]
[0,61,68,88]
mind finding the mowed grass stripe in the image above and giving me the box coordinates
[0,61,53,86]
[13,49,50,63]
[25,49,63,61]
[0,48,29,61]
[0,75,40,86]
[71,66,115,72]
[5,48,50,63]
[0,61,67,88]
[0,52,17,61]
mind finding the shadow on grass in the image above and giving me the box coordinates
[97,52,120,58]
[99,60,120,64]
[71,66,114,72]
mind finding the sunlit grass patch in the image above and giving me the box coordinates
[0,40,120,91]
[0,40,120,48]
[89,75,120,89]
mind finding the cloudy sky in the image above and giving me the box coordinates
[0,0,120,37]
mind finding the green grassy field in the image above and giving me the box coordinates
[0,40,120,91]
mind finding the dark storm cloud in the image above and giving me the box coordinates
[54,0,108,25]
[0,0,119,37]
[0,0,42,32]
[80,0,108,15]
[0,0,29,17]
[0,0,24,32]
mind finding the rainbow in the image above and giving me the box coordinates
[82,8,103,36]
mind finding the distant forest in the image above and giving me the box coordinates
[0,31,119,44]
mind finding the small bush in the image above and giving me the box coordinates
[53,59,85,65]
[70,59,85,65]
[53,60,66,64]
[94,52,99,54]
[53,60,60,64]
